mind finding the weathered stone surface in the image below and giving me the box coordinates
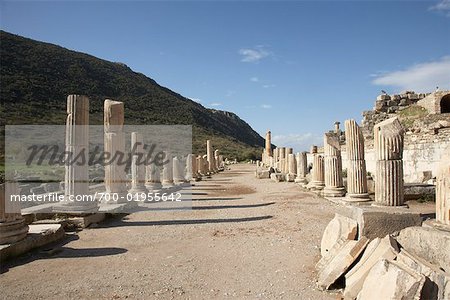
[357,259,425,300]
[320,213,358,257]
[270,173,285,182]
[307,154,325,190]
[374,117,405,206]
[0,183,29,245]
[397,226,450,272]
[323,133,346,197]
[344,236,399,299]
[129,132,147,193]
[317,237,369,290]
[436,145,450,225]
[265,130,272,157]
[397,249,450,300]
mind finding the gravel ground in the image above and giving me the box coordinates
[1,164,339,299]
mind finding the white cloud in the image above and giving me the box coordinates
[372,56,450,92]
[262,84,276,88]
[261,104,272,109]
[429,0,450,17]
[250,77,259,82]
[272,133,323,152]
[239,47,271,63]
[209,102,222,107]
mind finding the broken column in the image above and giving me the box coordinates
[286,153,296,182]
[285,148,293,174]
[57,95,98,211]
[265,130,272,157]
[214,149,220,170]
[344,119,370,201]
[307,146,325,190]
[162,152,175,189]
[374,117,405,206]
[129,132,147,194]
[295,152,308,184]
[206,140,216,173]
[103,99,128,203]
[436,145,450,225]
[145,163,162,193]
[279,147,286,173]
[0,183,29,244]
[185,154,194,182]
[173,156,186,185]
[323,132,345,197]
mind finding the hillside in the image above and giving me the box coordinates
[0,30,265,160]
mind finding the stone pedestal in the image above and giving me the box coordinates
[129,132,147,194]
[103,99,128,203]
[436,145,450,226]
[295,152,308,184]
[0,183,29,245]
[162,152,175,189]
[55,95,98,212]
[323,133,346,197]
[374,117,405,207]
[344,119,370,201]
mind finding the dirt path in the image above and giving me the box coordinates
[1,164,338,299]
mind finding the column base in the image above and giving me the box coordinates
[145,182,163,193]
[294,177,307,184]
[285,173,296,182]
[53,194,99,214]
[344,193,371,202]
[372,202,409,209]
[0,219,29,245]
[323,186,346,197]
[307,181,325,191]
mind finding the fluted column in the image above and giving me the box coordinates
[374,117,405,206]
[103,99,127,203]
[323,133,346,197]
[129,132,147,193]
[162,152,175,189]
[285,153,296,182]
[308,153,325,190]
[265,130,272,157]
[436,145,450,225]
[285,148,293,174]
[0,183,29,244]
[344,119,370,201]
[295,152,308,184]
[57,95,98,211]
[279,147,286,173]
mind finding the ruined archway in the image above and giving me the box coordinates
[440,94,450,113]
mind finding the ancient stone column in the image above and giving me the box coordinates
[295,152,308,184]
[173,156,186,185]
[185,154,193,182]
[374,117,405,206]
[202,155,210,176]
[323,133,346,197]
[103,99,127,203]
[436,145,450,225]
[218,155,224,169]
[265,130,272,157]
[334,121,341,134]
[129,132,147,194]
[286,153,296,182]
[308,154,325,190]
[344,119,370,201]
[214,149,220,170]
[285,148,293,174]
[273,148,279,169]
[145,163,162,193]
[206,140,216,173]
[162,152,175,189]
[57,95,97,212]
[196,156,204,176]
[279,147,286,173]
[0,183,29,244]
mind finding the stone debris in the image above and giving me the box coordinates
[344,235,399,299]
[317,237,369,290]
[320,213,358,257]
[357,259,425,300]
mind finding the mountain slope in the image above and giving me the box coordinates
[0,30,264,160]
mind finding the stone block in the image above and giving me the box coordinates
[317,237,369,290]
[285,173,296,182]
[397,226,450,272]
[344,236,399,299]
[357,259,425,300]
[338,206,422,240]
[255,169,270,179]
[397,249,450,300]
[270,173,285,182]
[321,213,358,257]
[0,224,65,262]
[377,95,391,101]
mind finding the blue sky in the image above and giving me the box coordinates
[1,1,449,151]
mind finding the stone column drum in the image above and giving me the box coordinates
[323,133,346,197]
[56,95,97,212]
[436,145,450,225]
[344,119,370,201]
[374,117,405,206]
[129,132,147,194]
[0,183,29,244]
[308,154,325,190]
[295,152,308,184]
[103,99,128,203]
